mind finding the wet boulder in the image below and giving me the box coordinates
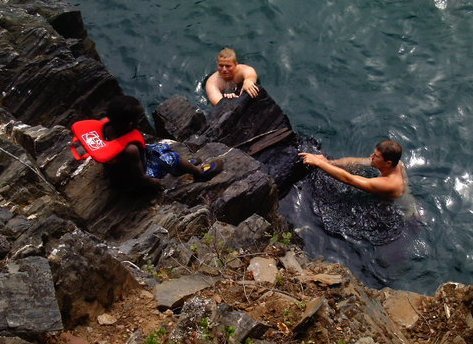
[162,142,279,225]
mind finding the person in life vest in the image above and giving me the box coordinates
[95,95,223,190]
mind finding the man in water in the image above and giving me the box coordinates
[205,47,260,105]
[299,140,407,199]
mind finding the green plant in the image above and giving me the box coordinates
[200,316,214,340]
[225,325,237,338]
[270,231,293,246]
[281,231,293,245]
[275,272,285,287]
[143,260,164,280]
[203,233,215,246]
[296,300,307,311]
[144,327,167,344]
[283,308,295,325]
[244,338,255,344]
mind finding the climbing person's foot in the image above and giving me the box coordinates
[197,159,224,181]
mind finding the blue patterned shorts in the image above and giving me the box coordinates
[145,143,181,178]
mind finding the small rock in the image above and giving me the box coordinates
[248,257,278,283]
[279,250,303,274]
[126,329,144,344]
[97,313,118,325]
[292,297,325,333]
[355,337,376,344]
[298,273,344,286]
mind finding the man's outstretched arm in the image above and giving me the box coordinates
[330,156,371,167]
[299,153,397,197]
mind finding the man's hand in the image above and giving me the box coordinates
[298,153,329,167]
[223,92,239,99]
[241,79,259,98]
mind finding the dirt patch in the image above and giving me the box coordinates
[46,260,473,344]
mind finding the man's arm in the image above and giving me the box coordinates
[330,156,371,167]
[205,72,224,105]
[299,153,398,197]
[238,64,259,98]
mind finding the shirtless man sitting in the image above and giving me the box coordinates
[205,48,260,105]
[299,140,407,199]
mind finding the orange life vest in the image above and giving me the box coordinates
[70,118,145,163]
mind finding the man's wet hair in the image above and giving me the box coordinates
[107,95,144,126]
[218,47,238,63]
[376,140,402,166]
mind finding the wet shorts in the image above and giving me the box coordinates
[145,143,181,179]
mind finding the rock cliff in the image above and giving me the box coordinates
[0,1,472,344]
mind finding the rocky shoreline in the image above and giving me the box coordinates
[1,1,472,343]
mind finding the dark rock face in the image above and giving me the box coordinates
[49,230,139,328]
[153,95,207,140]
[0,257,63,336]
[0,1,121,128]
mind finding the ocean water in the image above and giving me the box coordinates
[75,0,473,295]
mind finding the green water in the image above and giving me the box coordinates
[76,0,473,294]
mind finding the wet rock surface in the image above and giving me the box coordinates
[0,1,471,344]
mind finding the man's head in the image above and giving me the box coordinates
[107,95,144,131]
[217,48,238,81]
[372,140,403,168]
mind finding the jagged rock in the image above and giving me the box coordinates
[278,250,304,274]
[0,207,14,226]
[206,214,271,252]
[153,95,207,141]
[0,256,63,336]
[169,297,217,342]
[1,215,32,240]
[382,288,425,329]
[353,285,409,343]
[153,274,220,310]
[160,142,279,225]
[0,136,57,213]
[48,230,139,327]
[248,257,278,284]
[8,215,77,260]
[214,303,270,342]
[125,329,144,344]
[8,122,79,187]
[156,238,195,271]
[117,224,169,266]
[292,297,325,334]
[0,235,11,259]
[0,1,122,128]
[298,272,345,286]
